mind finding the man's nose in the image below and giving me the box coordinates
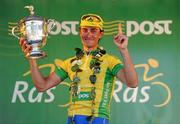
[86,29,91,34]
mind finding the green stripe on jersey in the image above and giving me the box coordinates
[98,68,114,119]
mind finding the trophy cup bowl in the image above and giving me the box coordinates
[12,5,55,59]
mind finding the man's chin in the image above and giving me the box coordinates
[83,42,94,47]
[84,45,98,50]
[85,45,93,48]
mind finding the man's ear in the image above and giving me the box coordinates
[99,30,104,38]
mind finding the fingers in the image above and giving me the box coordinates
[118,23,123,35]
[118,23,126,42]
[113,33,128,49]
[113,34,119,41]
[113,23,124,42]
[113,38,120,46]
[114,24,127,43]
[19,38,32,54]
[113,23,128,49]
[24,45,32,53]
[119,35,128,42]
[113,34,127,43]
[19,38,25,46]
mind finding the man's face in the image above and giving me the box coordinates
[80,26,103,49]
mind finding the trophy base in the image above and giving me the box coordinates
[26,51,47,59]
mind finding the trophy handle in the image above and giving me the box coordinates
[12,26,20,39]
[47,19,56,31]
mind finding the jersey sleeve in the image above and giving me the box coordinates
[108,55,124,76]
[54,59,70,81]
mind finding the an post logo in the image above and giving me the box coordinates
[46,20,172,37]
[103,20,172,37]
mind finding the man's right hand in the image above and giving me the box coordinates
[18,39,61,92]
[19,38,32,56]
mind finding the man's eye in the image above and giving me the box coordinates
[91,29,99,33]
[82,29,88,32]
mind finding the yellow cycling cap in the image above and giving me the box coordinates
[80,14,103,30]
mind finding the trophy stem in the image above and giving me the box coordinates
[26,51,46,59]
[26,44,46,59]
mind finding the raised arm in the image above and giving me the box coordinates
[113,24,138,88]
[19,39,61,92]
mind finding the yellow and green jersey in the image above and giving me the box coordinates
[55,51,123,119]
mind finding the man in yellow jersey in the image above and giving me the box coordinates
[19,14,138,124]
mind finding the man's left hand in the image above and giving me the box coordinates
[113,23,128,50]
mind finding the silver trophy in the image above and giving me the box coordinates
[12,5,55,59]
